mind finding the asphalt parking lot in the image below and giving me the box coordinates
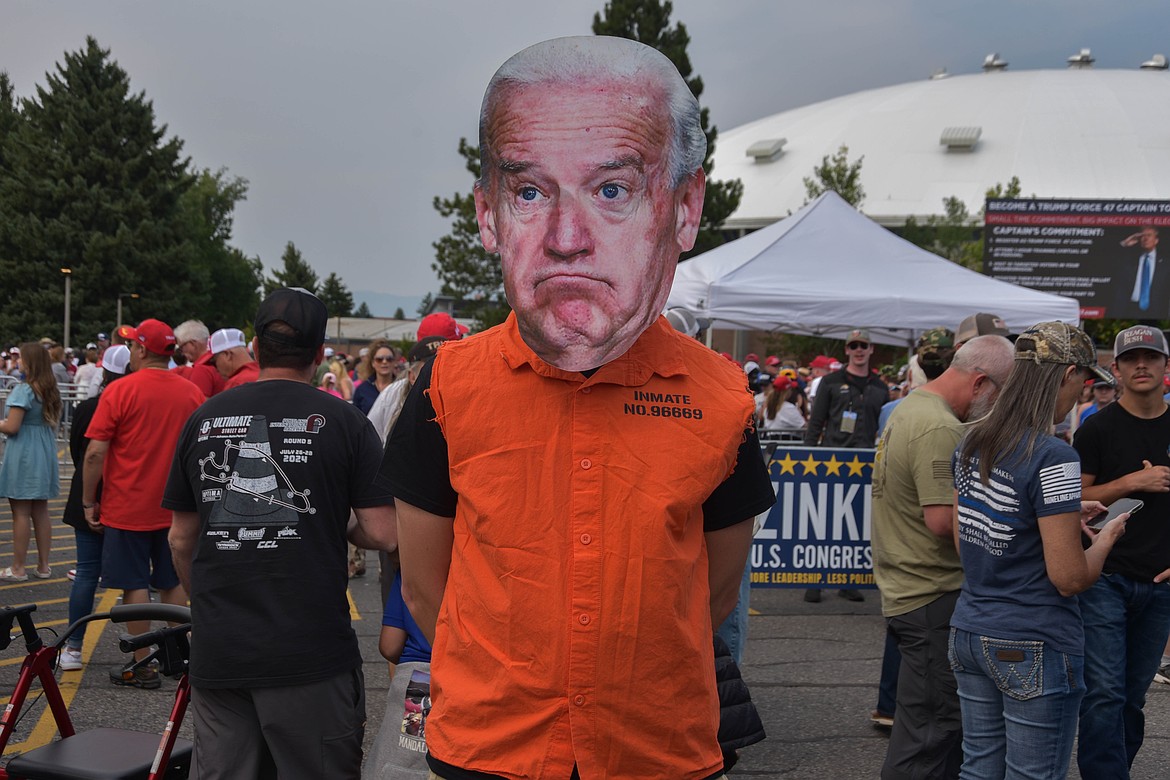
[0,495,1167,778]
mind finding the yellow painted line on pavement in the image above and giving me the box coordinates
[348,587,361,621]
[3,588,120,754]
[0,533,76,543]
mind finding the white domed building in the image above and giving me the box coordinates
[712,51,1170,231]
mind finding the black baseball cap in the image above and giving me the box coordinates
[407,335,448,363]
[254,287,327,350]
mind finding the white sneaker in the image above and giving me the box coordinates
[59,647,83,671]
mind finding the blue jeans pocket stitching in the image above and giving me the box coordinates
[979,637,1044,701]
[948,627,963,672]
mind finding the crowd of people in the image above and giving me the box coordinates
[706,305,1170,780]
[1,31,1170,780]
[858,314,1170,780]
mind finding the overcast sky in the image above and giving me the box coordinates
[5,1,1169,314]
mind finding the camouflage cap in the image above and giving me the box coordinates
[1014,321,1114,384]
[916,327,955,352]
[845,328,871,345]
[916,327,956,372]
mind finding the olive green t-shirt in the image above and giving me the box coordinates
[871,389,964,617]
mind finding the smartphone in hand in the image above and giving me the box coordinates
[1088,497,1144,531]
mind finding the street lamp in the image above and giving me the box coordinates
[61,268,72,351]
[116,292,139,330]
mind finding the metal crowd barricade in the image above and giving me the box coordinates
[758,427,806,462]
[0,380,85,479]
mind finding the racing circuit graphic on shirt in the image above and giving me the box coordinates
[197,415,318,528]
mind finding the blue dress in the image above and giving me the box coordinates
[0,384,60,500]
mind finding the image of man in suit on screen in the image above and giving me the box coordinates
[1118,226,1170,317]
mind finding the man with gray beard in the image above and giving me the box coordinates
[870,335,1015,780]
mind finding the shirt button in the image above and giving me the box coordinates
[579,613,590,625]
[581,386,592,394]
[580,458,592,469]
[580,533,592,545]
[574,695,586,706]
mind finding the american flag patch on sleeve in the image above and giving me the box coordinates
[1039,461,1081,505]
[932,461,953,481]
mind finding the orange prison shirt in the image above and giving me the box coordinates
[425,314,754,780]
[86,368,205,531]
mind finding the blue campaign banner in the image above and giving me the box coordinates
[752,446,876,589]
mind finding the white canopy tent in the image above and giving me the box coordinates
[667,191,1081,346]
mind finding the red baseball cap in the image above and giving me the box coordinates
[764,355,781,367]
[810,355,835,369]
[417,313,469,341]
[745,352,760,363]
[126,319,176,356]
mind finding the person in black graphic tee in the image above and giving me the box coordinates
[1073,325,1170,779]
[164,288,396,780]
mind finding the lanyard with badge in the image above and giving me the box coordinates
[840,375,865,434]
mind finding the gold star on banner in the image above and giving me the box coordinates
[823,455,844,476]
[846,456,867,477]
[774,452,799,475]
[800,453,821,475]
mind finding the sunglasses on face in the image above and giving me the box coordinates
[373,355,395,363]
[846,342,869,351]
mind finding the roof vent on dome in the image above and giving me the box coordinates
[982,53,1008,71]
[940,127,982,152]
[1141,54,1168,70]
[929,68,949,80]
[745,137,787,163]
[1068,48,1095,68]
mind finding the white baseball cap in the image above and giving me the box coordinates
[209,328,247,356]
[103,345,131,375]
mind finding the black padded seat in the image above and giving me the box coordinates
[5,728,192,779]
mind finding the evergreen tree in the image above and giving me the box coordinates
[803,145,865,207]
[592,0,743,257]
[416,292,434,317]
[431,139,510,328]
[355,301,373,318]
[178,168,263,328]
[264,241,319,295]
[0,73,17,166]
[0,37,198,342]
[392,306,405,320]
[319,272,354,317]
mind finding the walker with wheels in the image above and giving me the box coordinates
[0,602,193,780]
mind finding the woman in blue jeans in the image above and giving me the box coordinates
[949,322,1127,779]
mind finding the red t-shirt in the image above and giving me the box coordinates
[224,360,260,390]
[86,368,206,531]
[186,351,225,397]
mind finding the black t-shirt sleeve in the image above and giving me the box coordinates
[702,426,776,532]
[1072,416,1103,477]
[350,412,397,508]
[381,361,458,517]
